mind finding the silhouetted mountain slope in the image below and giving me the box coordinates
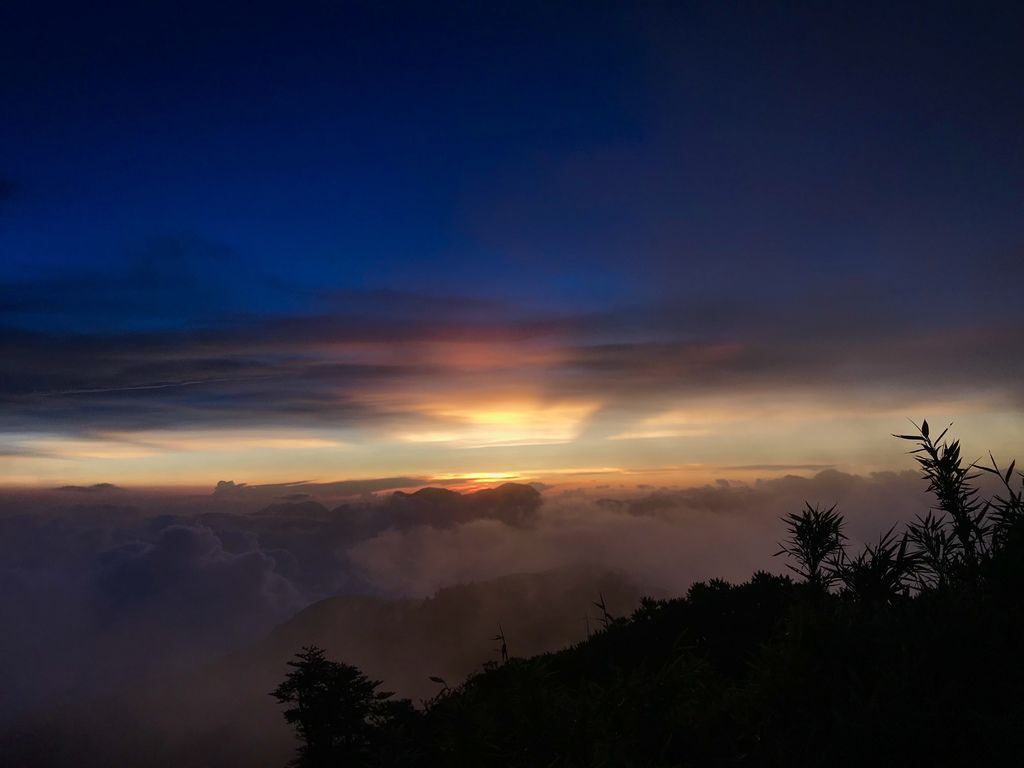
[3,567,647,768]
[264,425,1024,767]
[264,567,641,697]
[275,567,1023,767]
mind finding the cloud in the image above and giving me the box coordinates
[383,483,542,529]
[0,236,290,333]
[0,465,997,765]
[55,482,122,493]
[2,253,1021,453]
[345,470,930,598]
[212,477,427,502]
[2,290,1021,452]
[94,524,298,628]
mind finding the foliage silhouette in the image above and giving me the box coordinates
[271,646,419,767]
[895,419,989,582]
[273,422,1024,767]
[775,502,845,586]
[834,524,918,604]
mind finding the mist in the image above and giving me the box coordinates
[0,468,940,764]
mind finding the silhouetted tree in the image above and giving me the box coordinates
[271,646,404,767]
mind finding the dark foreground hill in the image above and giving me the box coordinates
[269,424,1024,767]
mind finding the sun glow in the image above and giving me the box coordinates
[432,471,524,484]
[397,399,599,448]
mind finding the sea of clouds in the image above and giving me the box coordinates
[0,468,935,732]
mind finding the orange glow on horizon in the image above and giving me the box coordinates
[3,389,1022,489]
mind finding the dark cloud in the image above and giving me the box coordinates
[0,235,305,333]
[212,477,427,503]
[384,483,541,529]
[560,306,1024,426]
[95,524,297,626]
[1,286,1022,438]
[1,236,1020,440]
[723,464,836,471]
[0,444,49,457]
[0,303,559,434]
[55,483,122,493]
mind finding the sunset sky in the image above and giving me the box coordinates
[3,2,1023,488]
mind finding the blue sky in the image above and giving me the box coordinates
[2,1,1023,485]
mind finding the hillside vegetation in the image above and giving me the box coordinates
[273,423,1024,767]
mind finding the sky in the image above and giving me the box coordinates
[2,1,1023,488]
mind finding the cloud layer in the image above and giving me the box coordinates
[0,469,935,728]
[3,266,1022,485]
